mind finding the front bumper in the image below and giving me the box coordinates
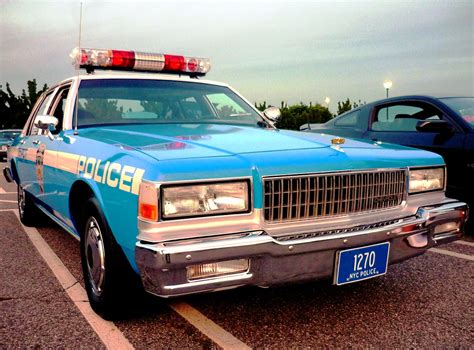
[136,200,468,297]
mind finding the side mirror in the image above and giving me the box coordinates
[35,115,59,130]
[263,106,281,122]
[34,115,59,140]
[416,119,454,133]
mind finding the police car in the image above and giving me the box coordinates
[3,48,469,319]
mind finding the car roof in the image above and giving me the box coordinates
[335,95,472,118]
[58,72,230,88]
[366,95,473,106]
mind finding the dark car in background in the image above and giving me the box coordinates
[301,96,473,226]
[0,129,22,162]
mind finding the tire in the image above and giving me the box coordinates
[80,198,143,319]
[18,184,39,226]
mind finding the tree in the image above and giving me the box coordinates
[254,101,333,130]
[336,98,365,115]
[79,98,123,121]
[255,101,268,111]
[276,103,332,130]
[0,79,48,129]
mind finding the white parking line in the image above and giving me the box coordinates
[453,240,474,248]
[169,301,251,350]
[5,208,250,349]
[0,199,17,203]
[12,211,134,350]
[428,247,474,262]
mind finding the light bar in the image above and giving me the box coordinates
[70,47,211,76]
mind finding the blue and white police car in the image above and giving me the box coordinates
[3,48,469,319]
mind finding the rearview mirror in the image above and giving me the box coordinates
[263,106,281,122]
[416,119,454,133]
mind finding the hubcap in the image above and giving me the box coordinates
[18,186,25,218]
[85,217,106,296]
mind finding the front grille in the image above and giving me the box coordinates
[263,169,406,223]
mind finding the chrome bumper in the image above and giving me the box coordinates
[135,200,468,297]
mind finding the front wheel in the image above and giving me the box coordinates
[80,198,142,319]
[17,184,39,226]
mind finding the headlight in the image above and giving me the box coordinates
[409,167,445,194]
[162,180,250,219]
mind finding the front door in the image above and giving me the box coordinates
[366,100,465,193]
[17,90,56,196]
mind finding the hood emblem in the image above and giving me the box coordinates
[331,137,345,145]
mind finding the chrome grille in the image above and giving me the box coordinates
[263,170,406,223]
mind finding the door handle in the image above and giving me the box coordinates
[32,140,41,145]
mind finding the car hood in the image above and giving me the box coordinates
[77,123,402,161]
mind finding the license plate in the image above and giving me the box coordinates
[335,242,390,285]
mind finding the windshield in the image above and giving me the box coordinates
[440,97,474,127]
[0,131,20,140]
[77,79,264,128]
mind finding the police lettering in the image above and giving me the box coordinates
[77,156,145,195]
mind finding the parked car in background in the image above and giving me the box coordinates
[301,96,473,225]
[0,129,22,161]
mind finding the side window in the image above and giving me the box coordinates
[28,91,55,136]
[334,110,361,127]
[48,86,71,134]
[22,94,45,136]
[372,103,442,132]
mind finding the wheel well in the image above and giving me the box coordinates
[69,181,95,237]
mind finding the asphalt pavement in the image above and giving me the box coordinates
[1,160,473,348]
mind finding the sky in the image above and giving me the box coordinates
[1,0,473,112]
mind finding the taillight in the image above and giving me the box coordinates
[138,182,158,221]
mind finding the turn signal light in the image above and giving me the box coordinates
[139,203,158,221]
[433,221,460,235]
[138,182,158,221]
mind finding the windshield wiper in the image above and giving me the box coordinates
[229,113,252,117]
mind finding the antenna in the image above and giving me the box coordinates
[74,2,83,136]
